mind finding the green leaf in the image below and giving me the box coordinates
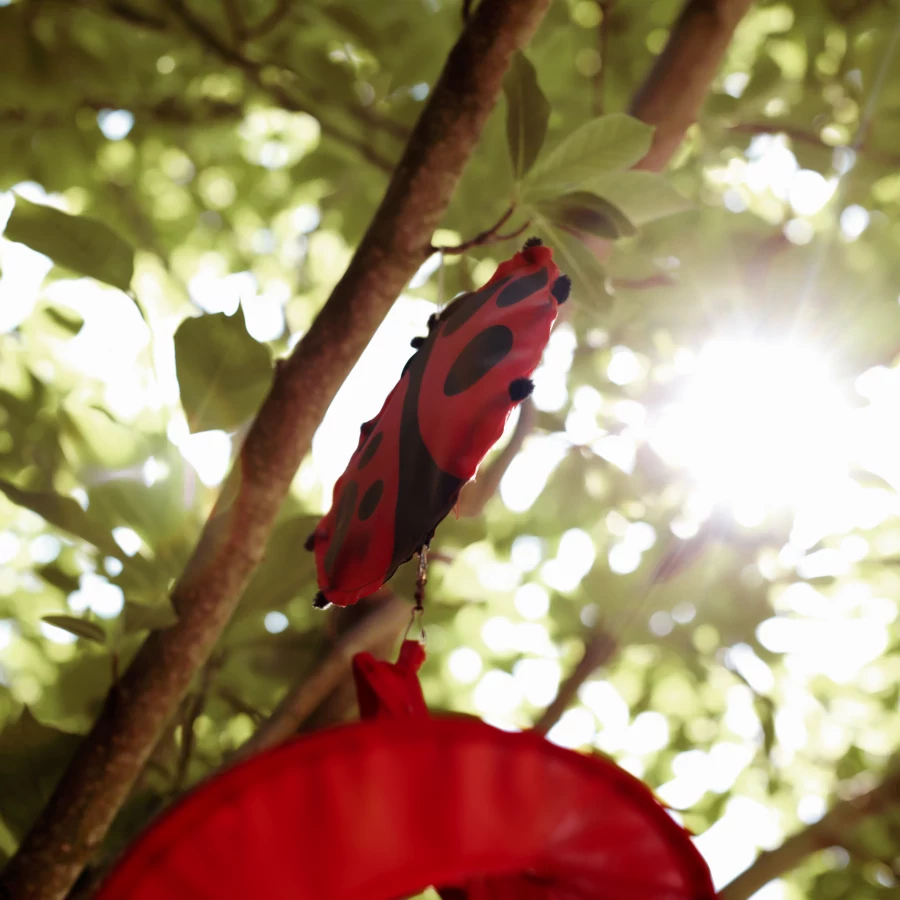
[4,195,134,292]
[40,615,106,644]
[503,51,551,181]
[174,306,274,433]
[0,708,82,840]
[525,114,654,195]
[0,479,119,556]
[536,191,638,239]
[121,600,179,635]
[581,171,693,226]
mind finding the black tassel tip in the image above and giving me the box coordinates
[523,236,543,249]
[509,377,534,402]
[312,592,331,610]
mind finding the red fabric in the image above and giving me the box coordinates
[308,242,564,607]
[94,717,715,900]
[352,640,428,720]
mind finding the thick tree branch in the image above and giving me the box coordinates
[0,3,552,898]
[718,769,900,900]
[630,0,756,172]
[234,594,409,761]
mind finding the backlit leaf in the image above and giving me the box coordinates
[503,51,551,181]
[41,615,106,644]
[174,306,274,434]
[4,195,134,292]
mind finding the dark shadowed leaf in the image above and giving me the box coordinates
[537,191,637,239]
[0,708,82,840]
[503,51,551,181]
[40,615,106,644]
[0,479,119,555]
[174,306,274,433]
[4,195,134,292]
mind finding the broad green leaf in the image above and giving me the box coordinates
[581,171,693,226]
[503,51,551,181]
[525,114,654,195]
[0,708,82,840]
[41,615,106,644]
[4,196,134,292]
[0,479,120,556]
[174,306,274,434]
[536,191,637,240]
[121,600,179,635]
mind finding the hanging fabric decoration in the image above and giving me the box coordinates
[305,239,571,609]
[95,643,715,900]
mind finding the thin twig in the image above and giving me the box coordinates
[719,769,900,900]
[593,1,614,116]
[172,660,217,794]
[429,205,530,255]
[243,0,290,39]
[162,0,395,173]
[533,628,617,735]
[233,595,409,761]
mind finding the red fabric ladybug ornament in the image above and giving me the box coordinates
[306,238,571,609]
[94,643,716,900]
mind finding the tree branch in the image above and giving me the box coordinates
[629,0,756,172]
[0,2,553,897]
[234,593,409,761]
[718,769,900,900]
[429,204,530,256]
[533,628,617,735]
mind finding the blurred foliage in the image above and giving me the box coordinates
[1,0,900,897]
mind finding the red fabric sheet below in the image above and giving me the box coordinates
[95,716,715,900]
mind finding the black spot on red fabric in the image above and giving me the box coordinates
[523,236,543,249]
[390,334,465,577]
[496,267,549,307]
[440,276,513,337]
[443,325,514,397]
[358,479,384,521]
[358,432,383,470]
[410,336,425,349]
[324,480,358,578]
[551,275,571,304]
[304,531,316,552]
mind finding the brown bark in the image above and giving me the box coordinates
[0,3,552,897]
[630,0,756,172]
[718,770,900,900]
